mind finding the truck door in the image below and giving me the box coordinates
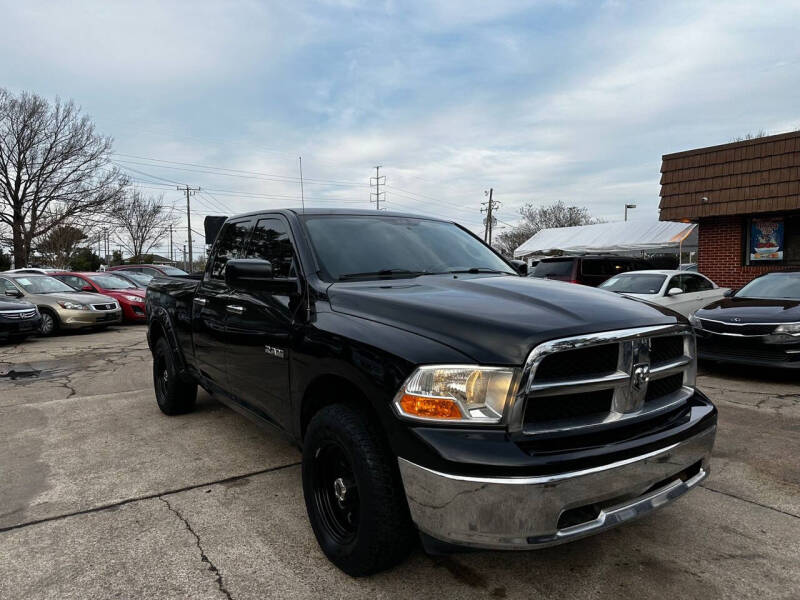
[225,216,301,429]
[193,218,254,387]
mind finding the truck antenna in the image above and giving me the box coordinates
[299,156,305,213]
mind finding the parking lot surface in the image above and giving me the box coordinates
[1,327,799,599]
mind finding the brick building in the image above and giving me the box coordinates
[659,130,800,288]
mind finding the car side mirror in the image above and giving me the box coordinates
[225,258,299,294]
[509,259,528,276]
[5,289,22,298]
[82,285,94,292]
[666,287,684,296]
[723,288,736,297]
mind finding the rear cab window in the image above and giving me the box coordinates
[533,259,574,277]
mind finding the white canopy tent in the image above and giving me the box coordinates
[513,220,697,259]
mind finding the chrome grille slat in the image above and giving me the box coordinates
[508,324,696,436]
[0,309,37,319]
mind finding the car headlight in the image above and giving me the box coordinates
[773,322,800,336]
[121,295,143,303]
[393,365,518,423]
[57,301,89,310]
[688,313,702,329]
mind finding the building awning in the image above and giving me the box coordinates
[513,220,697,258]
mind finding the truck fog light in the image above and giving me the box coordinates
[394,365,518,423]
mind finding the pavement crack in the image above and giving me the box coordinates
[160,497,233,600]
[700,484,800,520]
[0,461,301,534]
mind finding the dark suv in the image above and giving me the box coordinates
[532,255,651,286]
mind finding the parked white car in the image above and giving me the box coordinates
[598,270,728,317]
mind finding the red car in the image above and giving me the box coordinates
[51,272,147,323]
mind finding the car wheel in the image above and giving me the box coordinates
[153,336,197,415]
[302,404,414,576]
[38,310,58,336]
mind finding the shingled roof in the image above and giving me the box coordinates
[659,130,800,221]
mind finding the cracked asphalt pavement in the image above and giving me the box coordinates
[1,327,799,599]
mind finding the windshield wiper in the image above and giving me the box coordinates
[447,268,516,275]
[338,269,431,280]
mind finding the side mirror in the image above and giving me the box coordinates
[509,259,528,276]
[5,289,22,298]
[666,287,684,296]
[723,288,736,297]
[225,258,298,294]
[82,285,94,292]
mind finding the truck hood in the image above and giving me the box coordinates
[327,274,683,364]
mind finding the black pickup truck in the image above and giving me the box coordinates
[146,209,717,575]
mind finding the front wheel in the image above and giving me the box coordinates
[302,404,414,576]
[38,310,58,336]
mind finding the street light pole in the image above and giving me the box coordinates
[624,204,637,221]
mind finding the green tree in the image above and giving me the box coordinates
[69,247,101,271]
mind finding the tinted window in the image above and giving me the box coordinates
[667,275,683,292]
[598,274,666,294]
[0,278,18,293]
[581,258,638,276]
[533,259,574,277]
[209,220,253,280]
[246,218,296,278]
[737,274,800,299]
[56,275,88,290]
[682,274,713,292]
[302,216,513,281]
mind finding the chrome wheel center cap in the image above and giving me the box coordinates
[333,477,347,502]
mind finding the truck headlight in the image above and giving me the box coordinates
[57,301,89,311]
[394,365,518,423]
[773,322,800,336]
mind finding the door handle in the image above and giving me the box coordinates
[226,304,245,314]
[193,297,208,306]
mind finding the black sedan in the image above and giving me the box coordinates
[0,295,41,343]
[691,271,800,368]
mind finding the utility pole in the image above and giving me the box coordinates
[481,188,500,245]
[370,166,386,210]
[169,225,173,262]
[177,185,201,269]
[182,244,187,272]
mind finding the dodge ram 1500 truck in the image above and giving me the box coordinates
[146,208,717,576]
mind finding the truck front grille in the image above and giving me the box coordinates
[515,325,696,436]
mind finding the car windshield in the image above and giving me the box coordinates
[159,266,188,275]
[301,215,515,281]
[599,274,667,294]
[736,274,800,299]
[123,272,153,285]
[533,260,574,277]
[89,274,137,290]
[13,276,77,294]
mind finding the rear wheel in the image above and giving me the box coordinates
[302,404,414,576]
[38,310,58,336]
[153,336,197,415]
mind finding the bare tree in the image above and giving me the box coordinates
[493,201,601,257]
[0,89,127,267]
[113,189,176,261]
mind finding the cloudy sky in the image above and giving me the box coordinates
[2,0,799,256]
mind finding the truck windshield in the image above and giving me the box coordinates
[302,215,514,281]
[599,274,666,294]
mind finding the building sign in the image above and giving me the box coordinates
[750,218,784,261]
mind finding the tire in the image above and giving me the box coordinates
[152,336,197,415]
[38,309,58,336]
[302,404,414,576]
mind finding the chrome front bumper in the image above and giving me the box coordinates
[398,425,715,550]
